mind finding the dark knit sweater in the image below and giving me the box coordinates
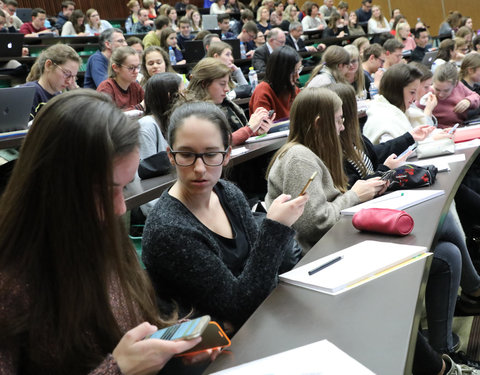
[142,179,295,327]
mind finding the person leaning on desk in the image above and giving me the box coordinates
[184,58,273,145]
[331,82,480,364]
[22,44,81,120]
[0,90,217,374]
[142,101,308,334]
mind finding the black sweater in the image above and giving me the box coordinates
[345,132,414,187]
[142,179,295,328]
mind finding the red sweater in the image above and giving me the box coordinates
[19,22,47,34]
[97,78,144,111]
[249,81,300,121]
[432,81,480,128]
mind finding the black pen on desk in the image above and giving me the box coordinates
[308,256,343,276]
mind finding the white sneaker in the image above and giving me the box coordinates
[443,354,480,374]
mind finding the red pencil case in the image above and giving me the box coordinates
[352,208,414,236]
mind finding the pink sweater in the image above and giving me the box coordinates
[432,82,480,128]
[402,36,416,52]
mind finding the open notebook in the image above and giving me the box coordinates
[340,190,444,215]
[279,241,428,295]
[211,339,375,375]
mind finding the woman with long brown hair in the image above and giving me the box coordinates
[0,90,202,374]
[266,87,387,251]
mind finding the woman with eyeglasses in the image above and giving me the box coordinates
[142,101,308,334]
[23,44,81,120]
[343,45,366,99]
[249,45,301,121]
[97,46,144,111]
[85,8,113,35]
[266,87,387,252]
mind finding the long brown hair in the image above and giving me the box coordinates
[0,90,166,373]
[329,83,368,178]
[267,87,348,191]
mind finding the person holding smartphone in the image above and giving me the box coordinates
[185,58,273,146]
[333,82,480,367]
[0,90,209,374]
[142,101,308,334]
[266,87,389,253]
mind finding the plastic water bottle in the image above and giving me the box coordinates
[240,42,247,59]
[248,67,258,90]
[168,46,177,65]
[369,82,378,99]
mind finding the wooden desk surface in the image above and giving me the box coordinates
[205,145,480,375]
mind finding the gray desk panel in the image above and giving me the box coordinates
[205,146,480,375]
[206,257,429,375]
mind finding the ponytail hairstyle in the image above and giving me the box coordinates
[307,45,350,86]
[26,44,81,82]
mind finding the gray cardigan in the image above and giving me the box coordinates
[266,144,360,252]
[142,179,295,327]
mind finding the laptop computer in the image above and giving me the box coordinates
[183,40,206,63]
[202,14,218,30]
[223,38,240,60]
[0,34,24,58]
[421,50,438,68]
[0,86,35,133]
[15,8,32,23]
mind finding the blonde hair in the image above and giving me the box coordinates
[371,5,386,28]
[343,44,365,97]
[108,46,137,78]
[395,22,410,42]
[267,87,347,191]
[26,44,81,82]
[256,5,269,22]
[126,0,138,9]
[283,5,298,23]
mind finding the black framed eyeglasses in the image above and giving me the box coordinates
[53,62,77,81]
[170,150,229,166]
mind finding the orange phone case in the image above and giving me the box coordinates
[175,321,231,357]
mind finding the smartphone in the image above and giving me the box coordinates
[268,109,275,119]
[398,144,416,159]
[147,315,211,341]
[299,171,318,196]
[176,321,231,357]
[448,123,460,134]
